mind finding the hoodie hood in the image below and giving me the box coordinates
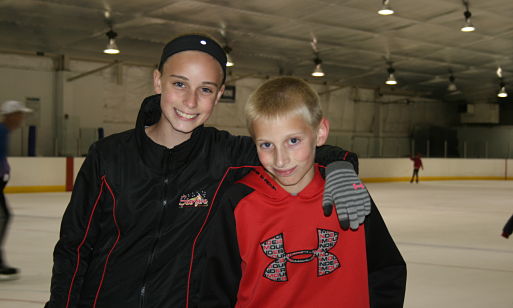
[237,165,324,204]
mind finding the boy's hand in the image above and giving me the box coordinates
[323,161,371,230]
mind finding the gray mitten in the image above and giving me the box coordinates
[323,161,371,230]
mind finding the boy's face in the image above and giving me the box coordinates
[153,50,225,136]
[253,114,329,195]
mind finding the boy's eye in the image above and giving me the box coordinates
[259,142,273,149]
[288,137,301,145]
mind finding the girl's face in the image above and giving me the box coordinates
[153,50,224,139]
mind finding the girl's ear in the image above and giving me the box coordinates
[153,69,162,94]
[213,85,225,106]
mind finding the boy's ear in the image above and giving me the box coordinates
[153,69,162,94]
[316,117,330,146]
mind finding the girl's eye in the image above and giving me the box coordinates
[289,137,301,145]
[201,87,214,94]
[173,81,185,88]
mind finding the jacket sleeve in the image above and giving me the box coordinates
[315,145,359,174]
[215,132,260,167]
[364,200,407,308]
[503,214,513,237]
[199,184,248,308]
[45,144,104,308]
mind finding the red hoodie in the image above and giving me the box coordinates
[233,166,369,307]
[199,165,406,308]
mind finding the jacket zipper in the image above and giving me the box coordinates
[139,152,171,308]
[139,191,168,308]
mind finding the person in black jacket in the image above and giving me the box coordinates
[45,34,369,308]
[502,214,513,238]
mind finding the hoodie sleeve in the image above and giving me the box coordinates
[365,200,407,308]
[199,183,254,308]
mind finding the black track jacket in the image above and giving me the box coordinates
[46,94,358,308]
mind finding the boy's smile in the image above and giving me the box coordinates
[253,114,328,195]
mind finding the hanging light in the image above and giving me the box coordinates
[460,13,475,32]
[496,67,508,98]
[378,1,394,15]
[311,57,325,77]
[498,81,508,98]
[460,1,475,32]
[448,73,458,92]
[226,54,234,67]
[378,0,394,15]
[103,30,119,54]
[385,66,397,85]
[224,46,234,67]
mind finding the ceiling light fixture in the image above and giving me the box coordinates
[103,29,120,54]
[311,57,325,77]
[378,0,394,16]
[224,46,234,67]
[385,64,397,85]
[460,1,475,32]
[496,67,508,98]
[310,37,324,77]
[378,0,394,15]
[498,82,508,98]
[448,72,458,92]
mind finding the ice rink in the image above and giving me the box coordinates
[0,180,512,307]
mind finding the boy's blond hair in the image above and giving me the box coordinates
[245,76,322,137]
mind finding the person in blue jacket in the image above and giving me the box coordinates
[0,100,32,279]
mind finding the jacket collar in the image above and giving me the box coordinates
[135,94,203,174]
[239,165,324,203]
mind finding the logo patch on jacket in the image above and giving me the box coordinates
[260,229,340,282]
[178,191,209,208]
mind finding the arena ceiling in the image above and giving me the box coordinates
[1,0,513,103]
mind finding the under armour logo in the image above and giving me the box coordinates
[353,183,365,190]
[260,229,340,282]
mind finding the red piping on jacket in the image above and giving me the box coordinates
[93,177,120,307]
[185,165,257,308]
[65,176,120,308]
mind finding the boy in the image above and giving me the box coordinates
[200,77,406,308]
[46,35,368,308]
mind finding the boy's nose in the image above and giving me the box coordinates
[274,147,290,168]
